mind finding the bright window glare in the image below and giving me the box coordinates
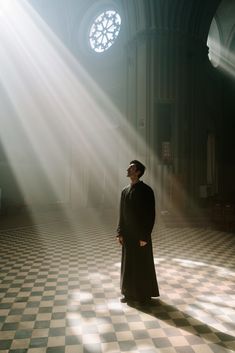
[207,36,221,67]
[0,0,13,12]
[89,10,121,53]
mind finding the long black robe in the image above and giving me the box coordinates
[117,181,159,300]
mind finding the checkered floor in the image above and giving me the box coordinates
[0,213,234,353]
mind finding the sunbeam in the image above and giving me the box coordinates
[0,0,198,229]
[0,0,161,223]
[0,0,130,221]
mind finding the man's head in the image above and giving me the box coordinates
[127,160,146,179]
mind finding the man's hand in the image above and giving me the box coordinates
[117,236,123,245]
[140,240,147,246]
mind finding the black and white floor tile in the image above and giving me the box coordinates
[0,216,234,353]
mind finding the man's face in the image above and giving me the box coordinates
[127,163,139,178]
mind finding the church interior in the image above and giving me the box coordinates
[0,0,234,352]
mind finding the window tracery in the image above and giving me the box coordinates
[89,10,121,53]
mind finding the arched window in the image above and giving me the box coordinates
[89,10,121,53]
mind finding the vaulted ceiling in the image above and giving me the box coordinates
[121,0,221,44]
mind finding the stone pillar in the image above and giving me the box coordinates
[124,21,213,210]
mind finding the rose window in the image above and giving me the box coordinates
[89,10,121,53]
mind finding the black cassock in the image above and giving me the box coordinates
[117,181,159,300]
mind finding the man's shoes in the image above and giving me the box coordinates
[120,296,152,306]
[120,296,128,303]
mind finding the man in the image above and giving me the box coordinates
[117,160,159,305]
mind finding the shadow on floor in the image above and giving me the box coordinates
[128,299,235,350]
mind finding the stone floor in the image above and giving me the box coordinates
[0,210,234,352]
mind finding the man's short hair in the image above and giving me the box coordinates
[130,160,146,178]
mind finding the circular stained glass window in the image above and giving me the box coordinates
[89,10,121,53]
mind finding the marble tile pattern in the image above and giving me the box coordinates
[0,218,234,353]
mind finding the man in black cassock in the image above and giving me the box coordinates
[117,160,159,305]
